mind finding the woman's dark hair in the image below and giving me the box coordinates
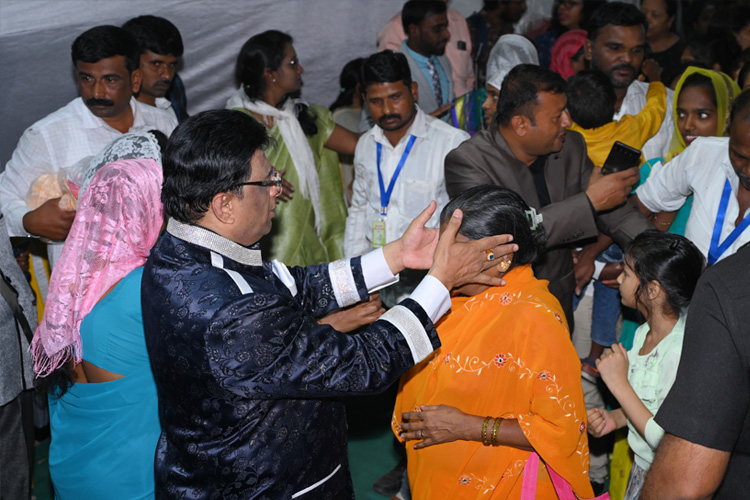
[439,186,547,270]
[566,69,616,129]
[678,71,717,107]
[330,57,365,112]
[548,0,605,36]
[148,129,169,152]
[497,64,567,126]
[235,30,318,136]
[43,364,78,399]
[162,110,270,223]
[624,230,704,318]
[71,25,141,73]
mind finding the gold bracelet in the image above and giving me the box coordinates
[481,416,492,446]
[491,417,502,446]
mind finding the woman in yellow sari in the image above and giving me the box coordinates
[393,186,593,499]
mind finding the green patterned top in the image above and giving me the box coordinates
[237,103,347,266]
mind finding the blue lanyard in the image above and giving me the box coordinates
[376,135,417,216]
[708,178,750,265]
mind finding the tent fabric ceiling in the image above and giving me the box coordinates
[4,0,559,168]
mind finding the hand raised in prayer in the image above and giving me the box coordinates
[318,293,385,333]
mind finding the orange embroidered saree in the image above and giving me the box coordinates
[393,265,593,499]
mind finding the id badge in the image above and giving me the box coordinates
[372,220,386,248]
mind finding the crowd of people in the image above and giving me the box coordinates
[1,1,750,499]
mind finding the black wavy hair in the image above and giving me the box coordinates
[162,110,270,223]
[440,185,547,270]
[330,57,365,112]
[71,25,140,73]
[587,1,648,41]
[624,230,704,318]
[235,30,318,137]
[361,50,413,90]
[122,15,184,57]
[566,69,616,129]
[497,64,567,127]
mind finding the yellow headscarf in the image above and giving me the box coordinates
[666,67,741,162]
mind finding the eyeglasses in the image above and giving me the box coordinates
[237,169,283,190]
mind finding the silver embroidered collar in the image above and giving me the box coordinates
[166,218,263,267]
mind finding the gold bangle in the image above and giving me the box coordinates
[491,417,502,446]
[481,416,492,446]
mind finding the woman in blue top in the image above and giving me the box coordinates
[32,156,164,500]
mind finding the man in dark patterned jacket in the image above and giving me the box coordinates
[141,109,513,499]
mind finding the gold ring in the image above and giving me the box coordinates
[485,249,495,261]
[420,429,424,439]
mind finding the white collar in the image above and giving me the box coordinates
[167,218,263,267]
[371,105,428,149]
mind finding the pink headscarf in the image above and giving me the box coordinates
[550,30,588,79]
[31,158,164,377]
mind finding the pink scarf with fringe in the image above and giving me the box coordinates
[31,158,163,377]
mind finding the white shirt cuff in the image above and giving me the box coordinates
[592,260,606,280]
[361,247,400,292]
[409,275,451,324]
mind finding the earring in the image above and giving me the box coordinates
[498,257,511,272]
[272,78,277,83]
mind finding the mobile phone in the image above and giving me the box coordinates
[601,141,641,175]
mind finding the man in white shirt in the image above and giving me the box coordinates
[344,50,469,304]
[122,15,185,122]
[636,90,750,264]
[0,25,177,264]
[584,1,674,161]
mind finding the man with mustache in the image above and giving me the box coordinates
[123,15,188,123]
[0,25,176,265]
[585,1,674,162]
[344,50,469,305]
[636,89,750,263]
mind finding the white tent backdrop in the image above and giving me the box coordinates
[0,0,564,168]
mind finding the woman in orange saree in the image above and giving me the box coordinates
[393,186,593,499]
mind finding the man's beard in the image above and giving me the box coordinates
[738,170,750,191]
[591,58,637,89]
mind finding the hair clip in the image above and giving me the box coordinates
[525,208,543,231]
